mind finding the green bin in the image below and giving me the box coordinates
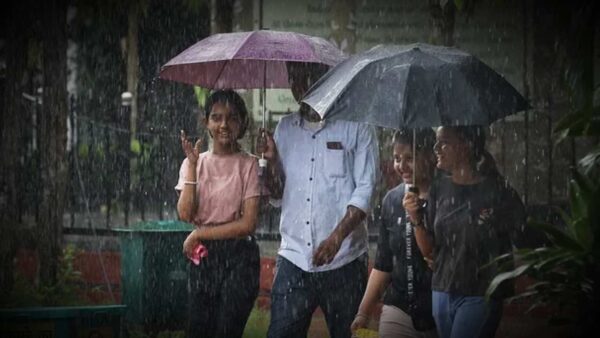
[0,305,126,338]
[113,220,194,330]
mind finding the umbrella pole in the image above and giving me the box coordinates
[413,129,416,188]
[258,70,267,175]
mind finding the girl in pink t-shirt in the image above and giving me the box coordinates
[176,90,261,338]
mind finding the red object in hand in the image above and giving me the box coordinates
[188,243,208,265]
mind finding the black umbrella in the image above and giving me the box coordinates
[303,43,529,128]
[302,43,529,184]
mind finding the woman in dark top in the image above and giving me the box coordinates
[351,128,437,338]
[404,126,526,338]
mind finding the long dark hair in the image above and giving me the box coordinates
[204,89,250,140]
[449,126,499,177]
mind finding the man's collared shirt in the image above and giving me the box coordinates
[274,112,378,272]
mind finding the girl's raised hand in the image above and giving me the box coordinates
[180,130,202,164]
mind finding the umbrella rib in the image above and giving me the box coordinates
[210,60,231,89]
[399,63,412,127]
[231,30,258,60]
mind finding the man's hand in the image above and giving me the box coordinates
[312,233,342,266]
[256,128,277,160]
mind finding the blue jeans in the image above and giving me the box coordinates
[267,255,368,338]
[431,291,503,338]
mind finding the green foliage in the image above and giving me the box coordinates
[7,245,88,307]
[486,110,600,323]
[194,86,210,110]
[554,104,600,144]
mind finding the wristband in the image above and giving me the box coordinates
[413,221,425,228]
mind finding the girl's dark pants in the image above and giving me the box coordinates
[186,238,260,338]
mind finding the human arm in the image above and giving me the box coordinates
[313,205,366,266]
[256,128,285,199]
[182,196,260,257]
[176,130,201,222]
[403,191,434,267]
[351,269,391,332]
[352,195,394,331]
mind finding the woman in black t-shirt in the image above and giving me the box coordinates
[351,128,437,338]
[404,126,526,338]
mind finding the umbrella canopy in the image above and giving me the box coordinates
[159,30,346,89]
[302,43,529,128]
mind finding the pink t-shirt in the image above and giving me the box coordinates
[175,151,262,226]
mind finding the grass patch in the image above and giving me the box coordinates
[243,307,270,338]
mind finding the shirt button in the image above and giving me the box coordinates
[306,198,310,202]
[306,221,310,224]
[309,177,313,181]
[307,243,311,246]
[311,158,314,161]
[312,135,316,139]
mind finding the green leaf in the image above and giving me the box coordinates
[454,0,464,10]
[485,264,531,300]
[130,138,142,155]
[534,251,577,272]
[578,146,600,177]
[529,220,584,252]
[553,105,600,143]
[555,207,573,230]
[194,86,210,109]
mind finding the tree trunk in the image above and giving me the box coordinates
[127,2,140,140]
[0,1,29,299]
[38,0,69,287]
[211,0,233,34]
[428,0,456,46]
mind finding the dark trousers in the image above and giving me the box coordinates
[186,238,260,338]
[267,254,368,338]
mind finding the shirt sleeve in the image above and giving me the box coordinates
[347,124,379,213]
[174,158,189,191]
[374,191,393,272]
[243,157,262,200]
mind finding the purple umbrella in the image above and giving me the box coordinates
[159,30,345,165]
[159,30,345,89]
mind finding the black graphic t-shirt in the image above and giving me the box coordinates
[426,175,526,298]
[375,184,435,330]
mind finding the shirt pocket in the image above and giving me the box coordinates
[324,148,346,177]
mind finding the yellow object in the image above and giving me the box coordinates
[353,328,379,338]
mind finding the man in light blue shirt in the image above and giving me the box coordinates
[259,62,379,338]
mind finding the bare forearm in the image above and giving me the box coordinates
[357,269,390,317]
[194,221,254,240]
[194,197,259,240]
[177,189,197,222]
[413,226,434,261]
[332,205,366,243]
[177,162,198,222]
